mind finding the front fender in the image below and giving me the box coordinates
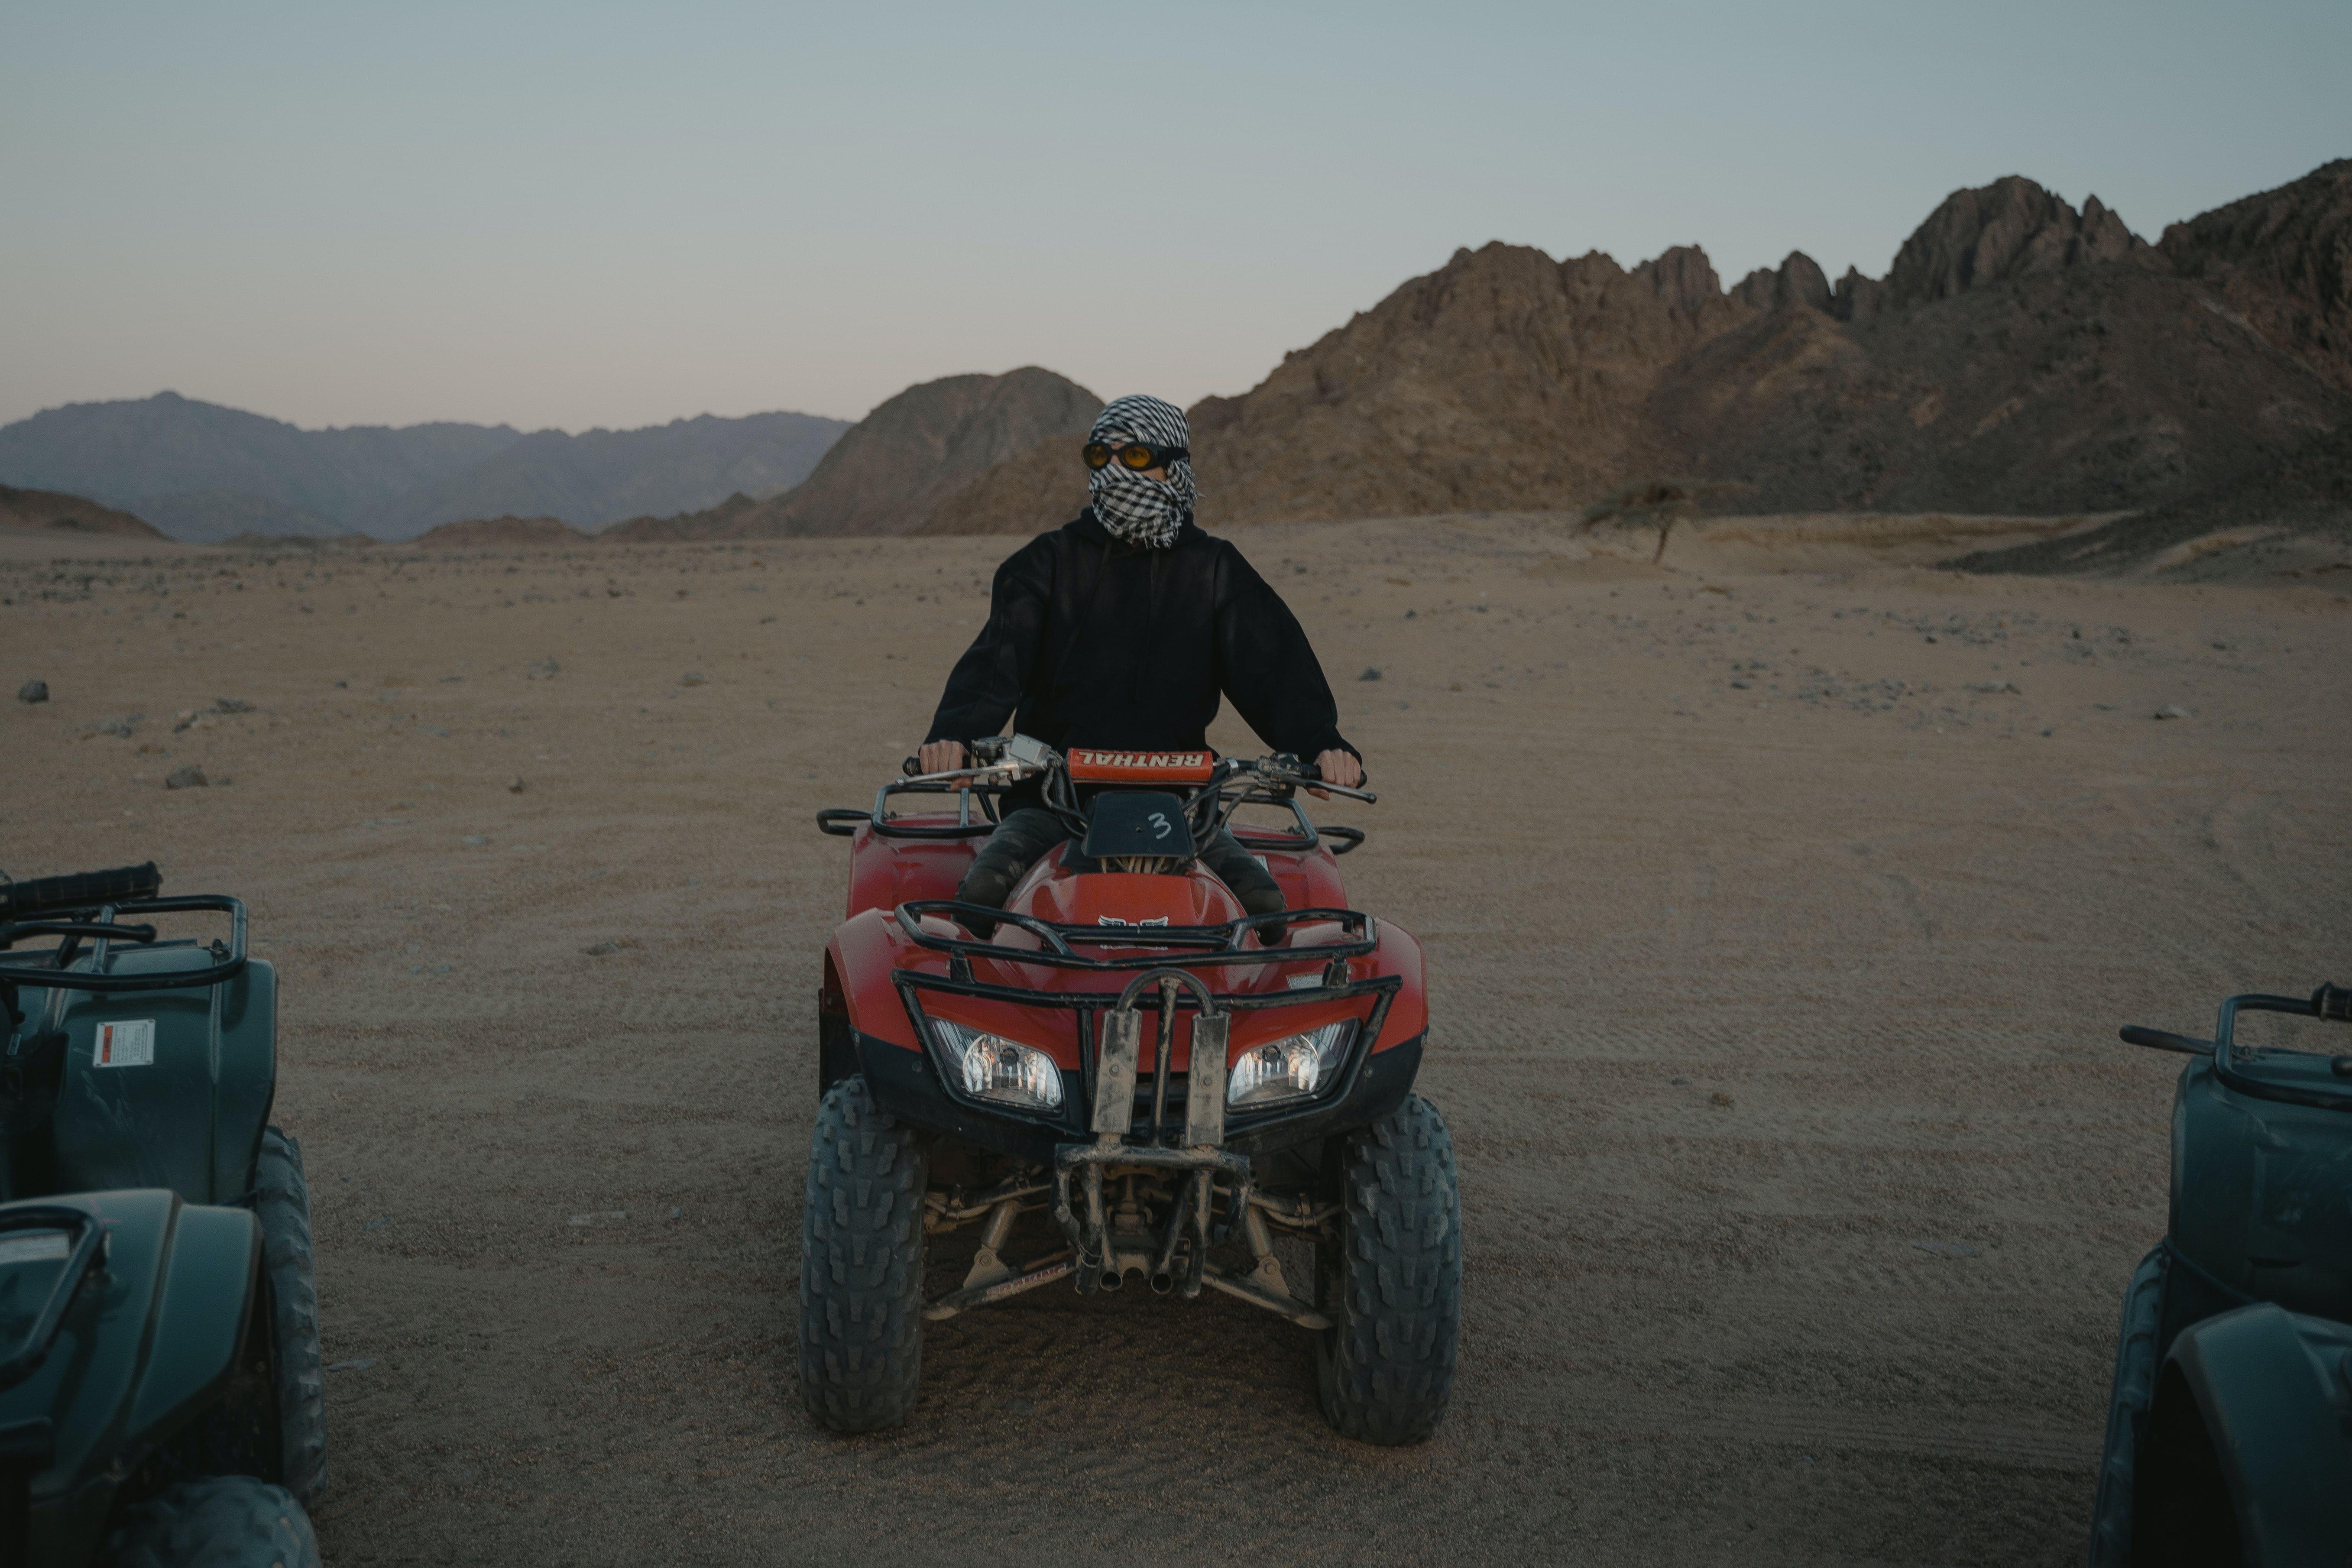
[2136,1302,2352,1566]
[0,1191,262,1564]
[826,910,922,1052]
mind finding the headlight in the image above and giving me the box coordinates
[1227,1022,1355,1107]
[930,1020,1064,1111]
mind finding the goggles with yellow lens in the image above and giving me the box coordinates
[1082,440,1188,472]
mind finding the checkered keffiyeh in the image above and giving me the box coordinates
[1088,395,1195,549]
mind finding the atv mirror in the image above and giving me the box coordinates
[1081,791,1195,862]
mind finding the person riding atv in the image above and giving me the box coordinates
[803,395,1458,1445]
[915,395,1366,921]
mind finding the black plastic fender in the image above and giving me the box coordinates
[2133,1302,2352,1567]
[0,1191,263,1565]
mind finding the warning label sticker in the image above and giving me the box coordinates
[93,1019,156,1068]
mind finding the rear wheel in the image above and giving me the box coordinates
[100,1477,319,1568]
[1315,1094,1461,1445]
[799,1076,928,1432]
[253,1127,326,1504]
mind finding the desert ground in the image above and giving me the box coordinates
[3,514,2349,1566]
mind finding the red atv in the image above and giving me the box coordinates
[805,736,1459,1443]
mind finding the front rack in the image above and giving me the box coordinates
[0,894,248,995]
[2119,982,2351,1113]
[893,901,1377,973]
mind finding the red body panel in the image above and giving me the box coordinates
[843,816,977,920]
[825,821,1427,1079]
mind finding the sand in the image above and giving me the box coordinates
[3,515,2348,1565]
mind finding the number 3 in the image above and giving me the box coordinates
[1147,812,1170,839]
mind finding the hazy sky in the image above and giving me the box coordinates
[3,1,2346,433]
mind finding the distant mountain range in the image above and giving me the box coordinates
[6,159,2344,561]
[0,393,849,541]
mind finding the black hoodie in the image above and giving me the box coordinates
[924,510,1357,767]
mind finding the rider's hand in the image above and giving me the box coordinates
[917,740,968,775]
[1308,748,1362,799]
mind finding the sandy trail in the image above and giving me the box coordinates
[3,516,2347,1565]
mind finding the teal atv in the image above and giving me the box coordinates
[0,865,324,1567]
[2089,982,2352,1567]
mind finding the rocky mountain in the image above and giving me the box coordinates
[1183,243,1752,526]
[2157,158,2352,395]
[918,434,1092,535]
[603,368,1096,539]
[0,392,849,542]
[0,484,167,539]
[925,161,2352,540]
[1947,423,2352,577]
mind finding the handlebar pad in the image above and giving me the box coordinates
[903,757,921,777]
[0,863,162,919]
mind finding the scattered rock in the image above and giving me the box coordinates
[1914,1241,1982,1258]
[214,697,254,713]
[1670,1076,1692,1086]
[2155,703,2193,720]
[1358,667,1382,681]
[90,715,143,739]
[679,672,706,687]
[583,937,641,956]
[567,1210,627,1226]
[460,836,487,847]
[422,726,451,737]
[507,776,527,794]
[527,657,561,680]
[325,1358,377,1373]
[1709,1091,1734,1108]
[1966,680,2021,694]
[363,1218,389,1231]
[164,765,208,790]
[16,680,47,704]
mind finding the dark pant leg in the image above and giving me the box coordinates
[1198,829,1286,922]
[957,807,1071,917]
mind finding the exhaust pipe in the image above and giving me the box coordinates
[1098,1269,1124,1292]
[1148,1270,1176,1295]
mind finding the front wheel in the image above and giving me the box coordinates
[100,1477,319,1568]
[1315,1094,1462,1445]
[255,1127,327,1503]
[798,1076,928,1432]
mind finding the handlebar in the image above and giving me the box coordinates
[2120,1025,2213,1056]
[901,742,1373,797]
[0,863,160,920]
